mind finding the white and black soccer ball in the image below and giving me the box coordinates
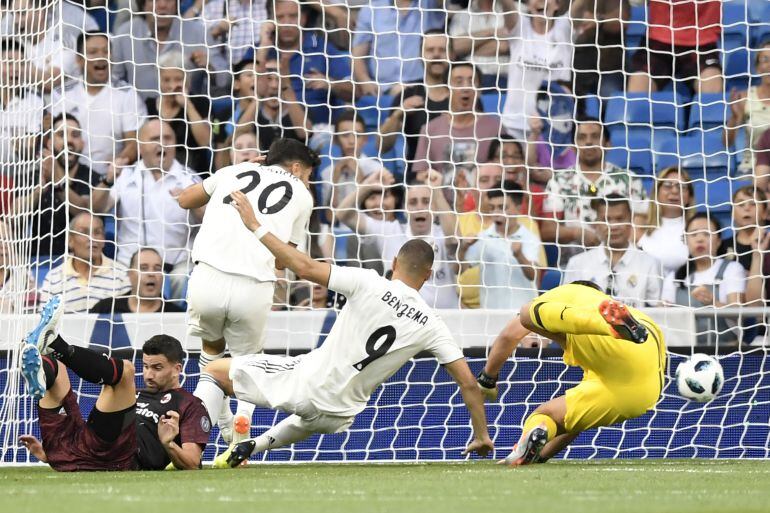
[675,354,724,403]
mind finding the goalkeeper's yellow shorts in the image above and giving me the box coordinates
[534,284,667,434]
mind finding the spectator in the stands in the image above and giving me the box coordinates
[639,166,694,275]
[412,62,501,183]
[255,52,310,148]
[756,129,770,202]
[230,129,260,166]
[1,0,97,90]
[541,117,649,265]
[0,38,44,176]
[254,0,353,132]
[661,213,745,345]
[52,31,145,176]
[91,247,185,314]
[144,50,214,175]
[627,0,722,94]
[563,195,662,308]
[572,0,629,97]
[112,0,229,100]
[352,0,445,96]
[724,186,767,272]
[499,0,586,140]
[525,81,577,178]
[335,170,460,308]
[449,0,509,88]
[727,42,770,171]
[13,113,111,257]
[461,187,540,310]
[106,118,204,300]
[488,136,546,221]
[321,109,386,208]
[0,221,36,314]
[40,212,131,313]
[200,0,268,67]
[379,29,452,167]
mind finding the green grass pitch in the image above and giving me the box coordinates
[2,460,770,513]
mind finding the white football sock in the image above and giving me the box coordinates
[196,350,233,434]
[233,401,256,442]
[249,414,314,455]
[194,373,227,425]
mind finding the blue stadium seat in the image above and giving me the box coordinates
[539,269,561,293]
[605,92,686,130]
[625,4,647,57]
[31,255,64,288]
[723,47,753,91]
[583,95,601,119]
[722,1,750,50]
[606,123,655,175]
[653,131,729,175]
[688,93,729,130]
[691,175,736,213]
[481,92,506,114]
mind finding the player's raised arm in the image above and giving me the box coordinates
[230,190,331,287]
[443,358,494,457]
[477,316,532,401]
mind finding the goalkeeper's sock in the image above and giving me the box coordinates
[529,302,614,338]
[48,335,124,386]
[522,413,557,443]
[194,372,227,423]
[41,355,58,390]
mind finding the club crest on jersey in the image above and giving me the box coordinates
[200,416,211,433]
[160,393,171,404]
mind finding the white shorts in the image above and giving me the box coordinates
[186,262,274,356]
[229,354,355,434]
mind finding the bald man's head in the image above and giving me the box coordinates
[139,118,176,172]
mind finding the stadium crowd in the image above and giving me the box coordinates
[1,0,770,346]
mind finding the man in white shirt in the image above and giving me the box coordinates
[40,212,131,313]
[0,38,44,175]
[335,170,460,308]
[178,138,316,450]
[541,118,649,266]
[1,0,98,89]
[563,195,662,308]
[463,188,541,309]
[196,199,493,467]
[106,118,203,300]
[52,32,145,176]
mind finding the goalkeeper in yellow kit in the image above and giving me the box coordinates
[478,281,666,466]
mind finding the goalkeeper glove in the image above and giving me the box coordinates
[476,370,498,402]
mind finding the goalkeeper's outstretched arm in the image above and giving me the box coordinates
[230,190,331,287]
[477,315,531,401]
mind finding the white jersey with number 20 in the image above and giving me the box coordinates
[192,163,313,282]
[294,266,464,417]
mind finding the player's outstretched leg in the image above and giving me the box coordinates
[223,414,316,468]
[500,396,566,467]
[521,299,647,344]
[21,295,64,398]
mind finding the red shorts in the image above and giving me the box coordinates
[38,389,137,471]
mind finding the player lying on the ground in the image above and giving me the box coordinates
[193,190,494,467]
[19,297,211,471]
[179,139,316,448]
[476,281,666,466]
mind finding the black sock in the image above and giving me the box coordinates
[41,356,58,390]
[49,335,124,386]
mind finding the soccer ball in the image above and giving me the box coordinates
[675,354,724,403]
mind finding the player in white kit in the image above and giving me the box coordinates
[177,139,317,450]
[194,189,494,466]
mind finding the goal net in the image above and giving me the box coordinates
[1,0,769,465]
